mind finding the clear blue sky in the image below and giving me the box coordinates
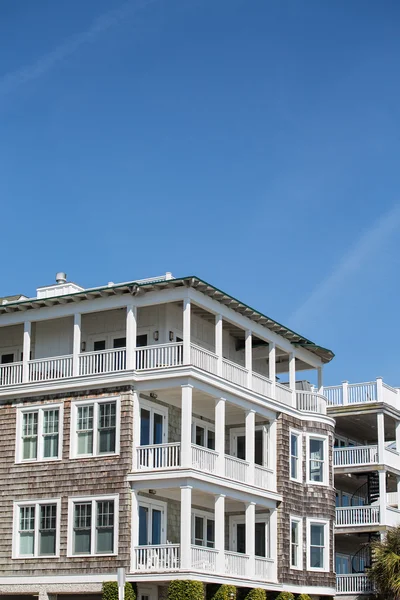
[1,0,399,386]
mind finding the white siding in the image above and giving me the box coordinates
[33,317,73,358]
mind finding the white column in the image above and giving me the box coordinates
[72,313,81,377]
[245,502,255,576]
[379,470,387,526]
[126,304,137,370]
[289,353,296,407]
[183,298,191,365]
[180,485,192,569]
[181,385,193,468]
[132,391,141,470]
[317,367,323,394]
[215,314,223,376]
[397,476,400,511]
[245,410,255,485]
[342,380,349,405]
[269,507,278,582]
[215,494,225,573]
[396,421,400,454]
[245,330,252,389]
[131,490,139,571]
[22,321,31,383]
[377,412,385,463]
[377,376,384,402]
[268,342,276,396]
[269,419,277,491]
[215,397,226,475]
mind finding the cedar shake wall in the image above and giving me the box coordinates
[0,386,134,576]
[276,413,336,589]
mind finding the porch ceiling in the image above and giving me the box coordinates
[140,487,251,512]
[333,412,395,443]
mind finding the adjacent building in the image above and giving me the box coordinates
[0,272,336,600]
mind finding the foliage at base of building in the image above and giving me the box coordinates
[102,582,136,600]
[167,580,204,600]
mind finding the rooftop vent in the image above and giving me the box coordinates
[56,272,67,284]
[37,273,84,299]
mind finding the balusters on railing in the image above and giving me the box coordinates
[79,348,126,376]
[222,358,248,387]
[137,443,181,469]
[191,546,218,572]
[336,506,380,527]
[191,444,217,473]
[0,362,23,386]
[135,343,183,370]
[28,355,73,382]
[336,574,373,594]
[334,445,378,467]
[191,345,219,375]
[224,551,249,576]
[225,455,249,483]
[134,545,180,571]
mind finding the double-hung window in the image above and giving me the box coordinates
[13,499,60,558]
[68,495,118,556]
[71,398,120,458]
[17,404,63,462]
[307,518,329,571]
[290,430,302,482]
[290,516,302,569]
[192,511,215,548]
[307,435,328,484]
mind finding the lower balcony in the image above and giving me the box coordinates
[336,505,400,529]
[336,574,373,595]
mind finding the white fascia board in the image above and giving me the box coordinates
[126,571,283,590]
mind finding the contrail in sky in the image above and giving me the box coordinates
[0,0,155,98]
[290,203,400,328]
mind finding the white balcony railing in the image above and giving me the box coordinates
[134,545,180,571]
[225,551,249,577]
[325,379,400,407]
[225,454,249,483]
[275,382,293,406]
[136,342,183,370]
[255,464,274,489]
[386,506,400,527]
[191,545,218,572]
[137,443,181,469]
[222,358,248,387]
[336,574,373,594]
[296,390,327,414]
[28,355,73,382]
[336,506,380,527]
[191,344,219,375]
[79,348,126,375]
[334,445,378,467]
[255,556,274,580]
[252,373,273,398]
[191,444,218,473]
[0,361,22,386]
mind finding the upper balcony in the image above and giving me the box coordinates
[0,294,328,415]
[325,378,400,410]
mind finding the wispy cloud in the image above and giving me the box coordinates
[0,0,154,98]
[290,203,400,328]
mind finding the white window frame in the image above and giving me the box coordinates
[139,399,168,445]
[137,498,167,545]
[229,513,271,557]
[16,403,63,463]
[192,417,215,450]
[290,515,303,570]
[67,494,119,557]
[229,425,269,466]
[289,429,302,482]
[191,508,215,547]
[306,434,328,486]
[70,397,121,459]
[12,498,61,559]
[306,517,329,572]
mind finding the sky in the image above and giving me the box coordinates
[1,0,400,387]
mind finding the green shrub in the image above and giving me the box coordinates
[210,585,237,600]
[296,595,311,600]
[275,594,294,600]
[244,589,266,600]
[102,582,136,600]
[168,580,204,600]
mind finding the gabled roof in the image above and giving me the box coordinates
[0,275,334,363]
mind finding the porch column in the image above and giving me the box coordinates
[131,490,139,571]
[132,391,141,470]
[268,342,276,397]
[215,314,223,376]
[245,330,252,389]
[245,410,255,485]
[126,304,137,370]
[269,419,277,491]
[22,321,31,383]
[376,376,384,403]
[72,313,81,377]
[215,494,225,573]
[342,380,349,405]
[215,397,226,476]
[317,366,323,394]
[180,485,192,569]
[289,352,296,407]
[377,412,385,463]
[397,476,400,511]
[396,421,400,454]
[183,298,191,365]
[269,506,278,582]
[181,385,193,468]
[245,502,256,577]
[379,470,387,526]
